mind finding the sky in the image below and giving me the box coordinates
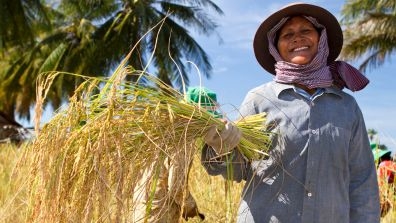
[31,0,396,151]
[186,0,396,151]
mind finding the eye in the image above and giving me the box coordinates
[280,32,293,40]
[301,28,314,34]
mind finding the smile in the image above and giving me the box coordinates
[292,46,309,52]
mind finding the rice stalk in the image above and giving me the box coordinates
[21,60,273,222]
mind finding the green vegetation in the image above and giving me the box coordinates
[0,0,223,123]
[340,0,396,72]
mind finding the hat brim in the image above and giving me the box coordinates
[253,3,343,75]
[372,149,391,161]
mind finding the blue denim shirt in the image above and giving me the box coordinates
[201,81,380,223]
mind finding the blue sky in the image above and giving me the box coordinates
[187,0,396,151]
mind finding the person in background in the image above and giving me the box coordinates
[201,2,380,222]
[186,86,223,119]
[371,143,392,165]
[378,151,396,184]
[372,143,396,217]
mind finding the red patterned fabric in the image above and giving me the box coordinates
[329,61,369,91]
[378,160,396,184]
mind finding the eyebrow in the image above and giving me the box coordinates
[280,23,315,32]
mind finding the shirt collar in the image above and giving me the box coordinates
[273,82,343,98]
[273,82,294,97]
[294,87,324,101]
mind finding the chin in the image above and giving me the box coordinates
[290,57,312,65]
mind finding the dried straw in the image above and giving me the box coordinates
[24,57,273,222]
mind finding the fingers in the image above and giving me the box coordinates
[220,123,236,140]
[204,125,219,144]
[220,123,242,149]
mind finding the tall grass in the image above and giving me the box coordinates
[0,52,273,223]
[2,142,245,223]
[378,173,396,222]
[0,143,29,222]
[187,155,244,222]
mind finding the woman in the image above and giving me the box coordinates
[202,2,380,222]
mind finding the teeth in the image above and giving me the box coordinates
[293,46,308,52]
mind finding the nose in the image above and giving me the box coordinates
[292,33,304,42]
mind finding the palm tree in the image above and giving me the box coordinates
[0,0,52,121]
[339,0,396,73]
[367,128,378,142]
[0,0,51,51]
[0,0,223,122]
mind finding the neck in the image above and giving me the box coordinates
[295,84,317,95]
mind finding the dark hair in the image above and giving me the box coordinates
[380,152,392,162]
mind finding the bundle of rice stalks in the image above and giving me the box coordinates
[24,59,273,222]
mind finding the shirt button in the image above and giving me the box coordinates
[307,192,312,197]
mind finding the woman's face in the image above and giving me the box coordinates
[277,16,319,65]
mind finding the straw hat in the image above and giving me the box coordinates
[253,2,343,75]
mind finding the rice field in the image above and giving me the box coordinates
[2,141,396,222]
[0,142,245,223]
[1,47,393,223]
[1,72,396,222]
[0,52,271,222]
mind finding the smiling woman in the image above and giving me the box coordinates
[200,2,381,223]
[276,16,319,65]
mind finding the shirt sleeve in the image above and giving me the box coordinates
[348,106,381,223]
